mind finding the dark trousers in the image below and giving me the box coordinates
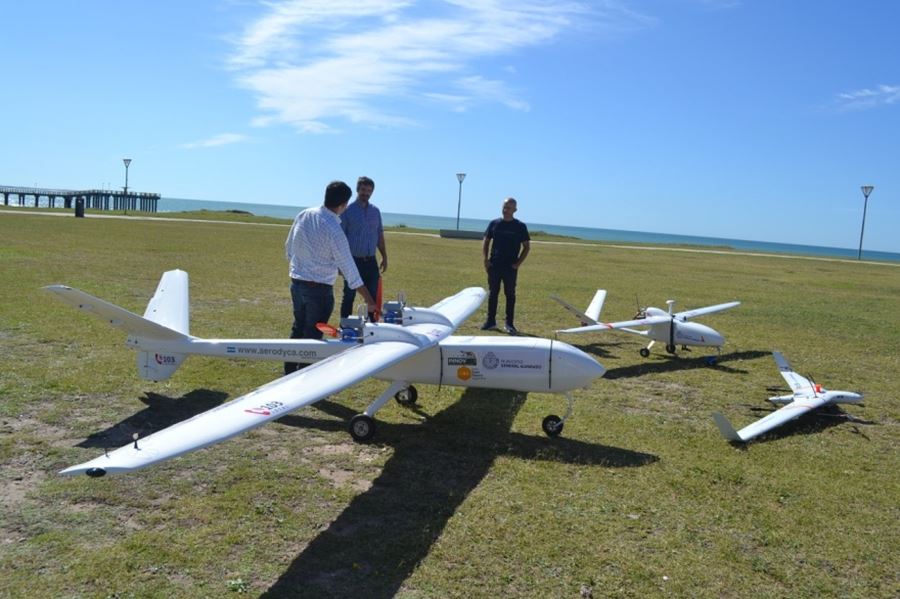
[340,257,380,319]
[285,280,334,375]
[486,262,518,326]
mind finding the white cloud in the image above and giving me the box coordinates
[228,0,647,132]
[835,84,900,111]
[182,133,248,149]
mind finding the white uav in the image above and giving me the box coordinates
[554,290,739,364]
[47,270,606,477]
[712,352,863,443]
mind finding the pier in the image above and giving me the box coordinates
[0,185,160,212]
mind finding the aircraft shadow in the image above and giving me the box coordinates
[75,389,229,449]
[561,339,629,359]
[729,404,876,446]
[604,349,770,379]
[263,388,656,598]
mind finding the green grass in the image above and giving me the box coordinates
[0,210,898,598]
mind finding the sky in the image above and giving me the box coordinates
[2,0,898,252]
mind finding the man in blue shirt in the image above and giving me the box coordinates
[481,197,530,335]
[339,176,388,319]
[284,181,376,375]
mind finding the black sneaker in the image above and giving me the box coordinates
[480,321,498,331]
[504,323,518,335]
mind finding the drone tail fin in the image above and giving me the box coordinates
[45,269,192,381]
[712,412,743,442]
[584,289,607,322]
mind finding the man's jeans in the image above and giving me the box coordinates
[285,280,334,375]
[340,257,380,319]
[486,262,518,326]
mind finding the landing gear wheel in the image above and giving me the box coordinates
[349,414,376,442]
[394,385,418,405]
[542,415,563,437]
[665,344,676,354]
[639,348,650,358]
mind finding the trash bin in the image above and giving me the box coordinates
[75,197,85,218]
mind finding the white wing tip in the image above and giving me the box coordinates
[59,464,108,477]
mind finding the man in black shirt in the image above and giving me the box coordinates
[481,197,530,334]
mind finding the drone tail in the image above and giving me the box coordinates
[45,269,191,381]
[712,412,743,442]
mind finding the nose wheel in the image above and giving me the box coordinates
[541,392,575,438]
[542,415,563,437]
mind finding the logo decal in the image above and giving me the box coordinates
[483,351,499,370]
[244,400,285,417]
[155,353,177,365]
[457,366,472,381]
[448,351,477,366]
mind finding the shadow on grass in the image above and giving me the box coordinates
[562,339,629,360]
[727,403,877,447]
[75,389,229,448]
[264,388,656,598]
[604,349,771,379]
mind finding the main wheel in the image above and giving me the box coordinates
[639,348,650,358]
[394,385,418,405]
[542,415,563,437]
[349,414,376,442]
[665,344,676,354]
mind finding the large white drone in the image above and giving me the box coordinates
[554,290,740,364]
[46,270,606,477]
[712,352,863,443]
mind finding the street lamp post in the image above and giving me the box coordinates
[455,172,466,230]
[857,185,874,260]
[123,158,132,196]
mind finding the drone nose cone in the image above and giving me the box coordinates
[551,340,605,391]
[689,323,724,347]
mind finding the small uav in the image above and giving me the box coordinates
[46,270,606,477]
[712,352,863,443]
[553,290,739,364]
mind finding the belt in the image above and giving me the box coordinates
[292,278,331,288]
[354,256,377,262]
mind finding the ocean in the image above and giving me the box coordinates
[157,197,900,263]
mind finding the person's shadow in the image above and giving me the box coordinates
[263,388,657,598]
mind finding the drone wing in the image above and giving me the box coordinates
[427,287,486,328]
[675,301,740,320]
[712,395,828,442]
[556,314,668,334]
[60,339,433,476]
[772,351,815,396]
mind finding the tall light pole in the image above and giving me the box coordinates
[455,172,466,230]
[858,185,874,260]
[123,158,132,195]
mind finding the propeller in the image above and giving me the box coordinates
[315,322,339,337]
[633,295,646,319]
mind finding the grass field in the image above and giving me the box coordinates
[1,208,898,598]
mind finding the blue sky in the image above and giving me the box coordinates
[2,1,898,252]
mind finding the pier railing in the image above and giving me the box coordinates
[0,185,160,212]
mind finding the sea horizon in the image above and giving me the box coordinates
[158,197,900,263]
